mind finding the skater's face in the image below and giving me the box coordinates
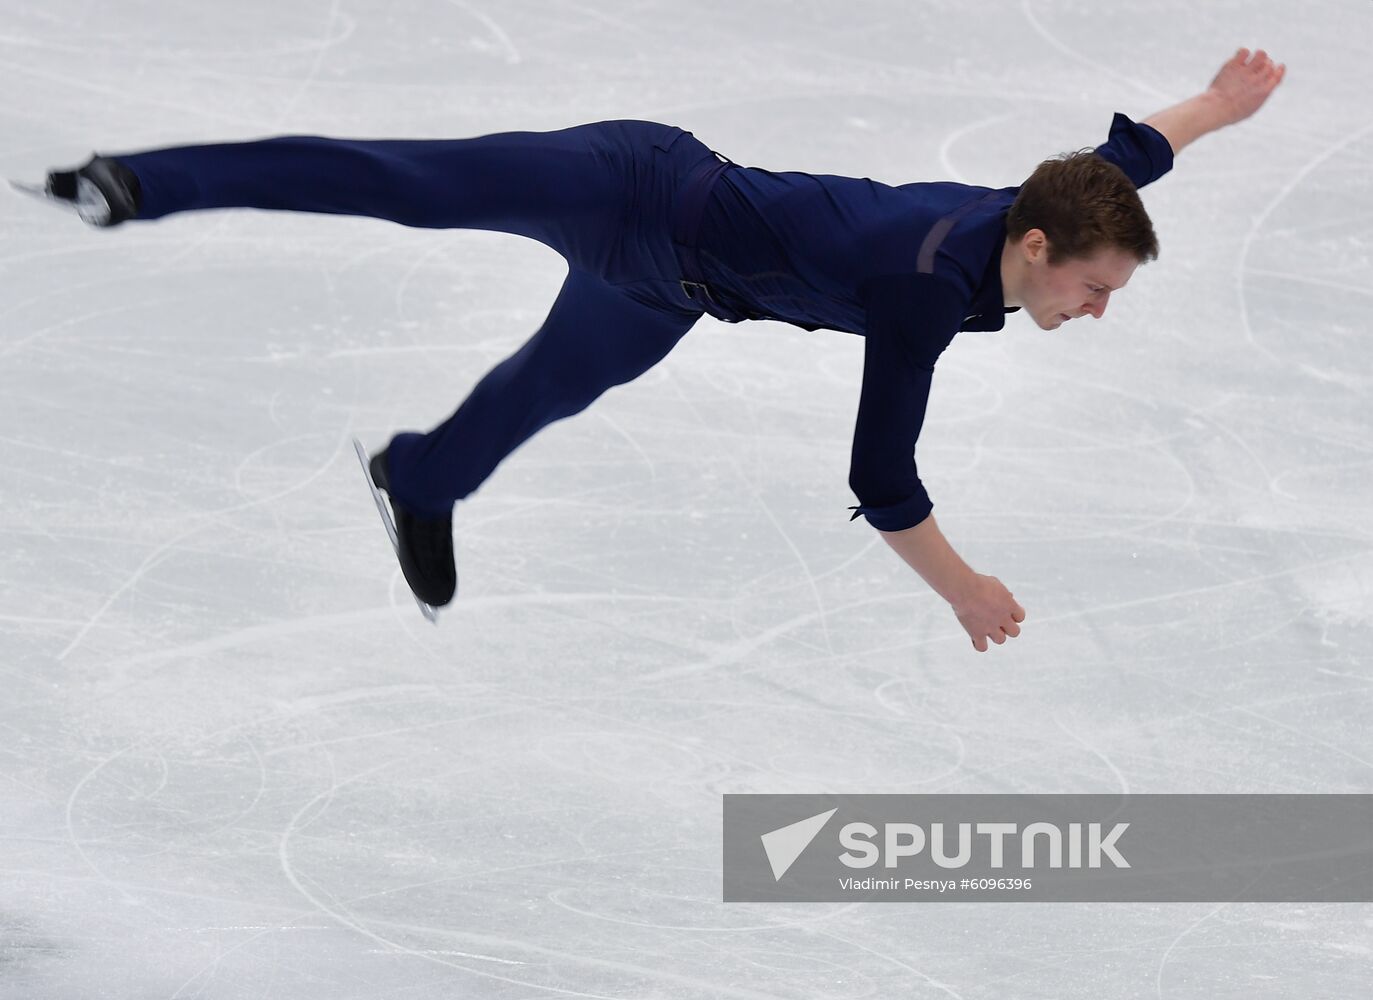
[1007,230,1140,331]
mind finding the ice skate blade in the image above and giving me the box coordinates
[9,178,103,222]
[352,436,440,625]
[9,179,70,208]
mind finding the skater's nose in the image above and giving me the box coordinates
[1083,290,1109,319]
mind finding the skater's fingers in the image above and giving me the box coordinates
[1002,621,1022,639]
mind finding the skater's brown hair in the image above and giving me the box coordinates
[1007,150,1159,265]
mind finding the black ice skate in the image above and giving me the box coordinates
[352,437,456,622]
[12,155,142,227]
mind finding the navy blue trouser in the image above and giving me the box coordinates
[117,120,714,516]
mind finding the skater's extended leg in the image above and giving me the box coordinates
[382,268,700,518]
[96,124,641,257]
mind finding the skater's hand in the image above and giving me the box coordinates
[1207,48,1285,127]
[951,574,1026,653]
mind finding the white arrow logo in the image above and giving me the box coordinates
[760,808,838,881]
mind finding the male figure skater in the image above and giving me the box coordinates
[39,48,1285,650]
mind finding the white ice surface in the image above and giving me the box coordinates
[2,1,1371,997]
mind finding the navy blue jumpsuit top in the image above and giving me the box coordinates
[690,113,1174,531]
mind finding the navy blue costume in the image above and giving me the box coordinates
[115,114,1172,527]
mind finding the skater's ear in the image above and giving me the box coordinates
[1016,228,1051,264]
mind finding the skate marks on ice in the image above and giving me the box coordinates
[3,2,1371,998]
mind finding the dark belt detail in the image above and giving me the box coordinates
[669,153,753,323]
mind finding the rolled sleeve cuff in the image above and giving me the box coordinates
[847,492,933,532]
[1104,112,1175,187]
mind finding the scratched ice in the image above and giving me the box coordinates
[1,1,1370,998]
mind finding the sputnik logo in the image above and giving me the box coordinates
[760,807,838,881]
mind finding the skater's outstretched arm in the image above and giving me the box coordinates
[851,273,1026,654]
[1141,48,1286,155]
[880,515,1026,653]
